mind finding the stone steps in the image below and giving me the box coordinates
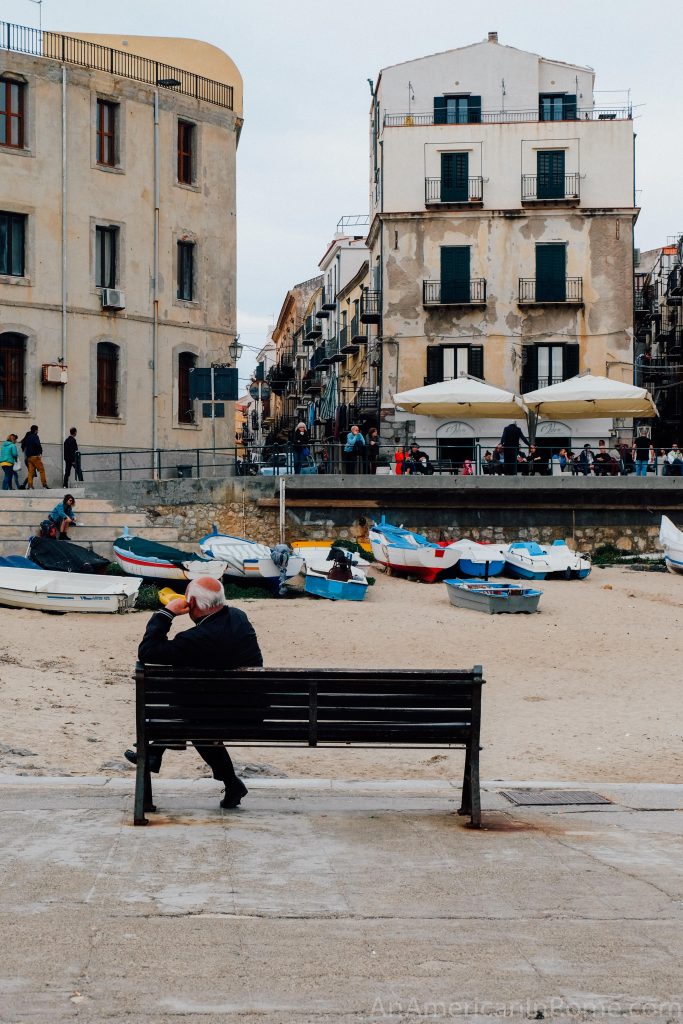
[0,510,151,528]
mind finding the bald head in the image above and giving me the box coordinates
[186,576,226,616]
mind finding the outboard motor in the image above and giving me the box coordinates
[270,543,292,597]
[326,546,354,582]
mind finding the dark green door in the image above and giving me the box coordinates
[535,244,566,301]
[441,246,470,303]
[537,150,565,199]
[441,153,468,202]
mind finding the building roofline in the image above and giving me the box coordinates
[375,38,593,82]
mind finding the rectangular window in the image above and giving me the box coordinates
[440,245,470,303]
[441,152,468,202]
[0,78,25,149]
[177,241,195,301]
[0,334,25,411]
[522,343,579,392]
[539,93,577,122]
[537,150,565,199]
[0,212,26,277]
[96,99,117,166]
[178,352,196,423]
[434,95,481,125]
[177,120,194,184]
[96,342,119,417]
[535,243,566,301]
[426,344,483,385]
[95,226,118,288]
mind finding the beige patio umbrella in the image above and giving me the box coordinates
[523,373,657,419]
[393,376,526,418]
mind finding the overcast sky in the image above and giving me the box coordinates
[27,0,683,383]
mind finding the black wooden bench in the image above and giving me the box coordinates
[133,663,484,828]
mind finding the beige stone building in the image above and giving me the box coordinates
[0,24,242,477]
[368,34,638,462]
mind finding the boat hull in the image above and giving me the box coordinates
[0,588,134,613]
[199,533,303,582]
[659,516,683,574]
[304,573,368,601]
[369,531,459,582]
[0,567,141,613]
[444,579,542,614]
[112,547,226,581]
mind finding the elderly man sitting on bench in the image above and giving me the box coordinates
[124,576,263,809]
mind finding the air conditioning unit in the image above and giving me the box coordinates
[633,248,640,267]
[41,364,68,386]
[101,288,126,310]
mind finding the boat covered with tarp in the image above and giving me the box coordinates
[0,566,141,613]
[27,537,110,575]
[113,529,227,580]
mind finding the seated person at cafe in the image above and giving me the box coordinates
[482,450,493,474]
[577,444,594,475]
[492,444,505,475]
[527,444,548,476]
[593,440,619,477]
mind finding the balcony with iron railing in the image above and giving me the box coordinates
[355,388,380,411]
[667,265,683,298]
[315,288,332,319]
[423,279,487,307]
[360,290,382,324]
[339,324,359,356]
[305,314,322,340]
[425,176,483,205]
[518,278,583,305]
[350,314,368,345]
[384,106,631,127]
[0,21,233,109]
[321,288,337,311]
[634,286,656,315]
[521,173,581,204]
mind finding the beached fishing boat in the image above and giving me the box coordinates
[446,539,506,579]
[368,518,461,582]
[199,526,303,584]
[538,540,591,579]
[0,566,141,613]
[494,542,552,580]
[113,529,227,581]
[27,536,110,575]
[304,547,369,601]
[660,516,683,575]
[444,579,542,614]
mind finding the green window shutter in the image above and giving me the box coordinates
[441,246,470,303]
[563,94,577,120]
[535,244,566,301]
[426,346,443,385]
[434,96,447,125]
[255,362,265,381]
[537,150,565,199]
[441,152,468,202]
[468,346,484,380]
[468,96,482,123]
[563,344,580,379]
[522,345,538,392]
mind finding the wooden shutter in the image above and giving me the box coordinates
[563,94,577,120]
[563,344,580,380]
[0,333,25,411]
[433,96,447,124]
[535,244,566,301]
[468,346,484,380]
[97,343,119,417]
[521,346,538,393]
[537,150,565,199]
[441,153,468,202]
[441,246,470,304]
[426,347,443,385]
[178,352,196,423]
[468,96,482,123]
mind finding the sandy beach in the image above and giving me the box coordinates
[0,565,680,785]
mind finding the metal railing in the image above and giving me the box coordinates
[423,279,487,305]
[521,173,581,201]
[360,290,382,322]
[518,277,583,303]
[425,176,484,204]
[350,314,367,343]
[0,21,233,110]
[304,315,322,340]
[384,106,631,127]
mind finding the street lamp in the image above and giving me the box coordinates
[228,336,243,362]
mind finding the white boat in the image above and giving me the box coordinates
[368,518,461,582]
[495,542,553,581]
[0,566,141,613]
[199,527,303,584]
[292,543,370,570]
[113,529,227,581]
[446,539,505,579]
[303,549,369,602]
[539,540,591,580]
[660,516,683,574]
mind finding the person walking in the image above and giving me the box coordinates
[343,424,365,474]
[0,434,19,490]
[63,427,83,487]
[499,422,529,475]
[23,425,48,489]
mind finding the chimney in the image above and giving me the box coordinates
[488,31,498,43]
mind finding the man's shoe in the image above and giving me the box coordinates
[220,778,248,809]
[124,748,162,773]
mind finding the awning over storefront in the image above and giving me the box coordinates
[523,373,657,419]
[393,376,526,418]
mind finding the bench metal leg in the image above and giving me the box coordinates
[133,748,156,826]
[457,743,481,828]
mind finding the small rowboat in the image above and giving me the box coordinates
[0,566,141,613]
[199,526,303,585]
[304,547,369,602]
[113,529,227,581]
[444,579,542,614]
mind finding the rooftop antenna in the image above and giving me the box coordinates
[501,77,506,112]
[27,0,43,33]
[408,81,415,116]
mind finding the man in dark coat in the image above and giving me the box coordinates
[63,427,84,487]
[125,577,263,808]
[500,422,530,475]
[23,424,48,489]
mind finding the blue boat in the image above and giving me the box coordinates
[0,555,41,570]
[304,547,369,601]
[500,542,552,580]
[444,579,542,614]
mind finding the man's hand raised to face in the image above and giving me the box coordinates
[165,597,190,616]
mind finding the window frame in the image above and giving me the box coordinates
[96,341,120,418]
[0,333,26,411]
[0,211,27,277]
[177,351,197,424]
[0,77,25,149]
[177,120,195,185]
[177,240,195,302]
[96,99,118,167]
[95,225,118,290]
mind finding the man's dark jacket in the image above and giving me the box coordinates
[500,424,529,448]
[64,435,79,461]
[23,432,43,458]
[138,606,263,669]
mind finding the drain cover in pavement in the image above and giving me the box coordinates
[500,789,612,806]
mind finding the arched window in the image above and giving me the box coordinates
[96,342,119,417]
[0,333,26,411]
[178,352,197,423]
